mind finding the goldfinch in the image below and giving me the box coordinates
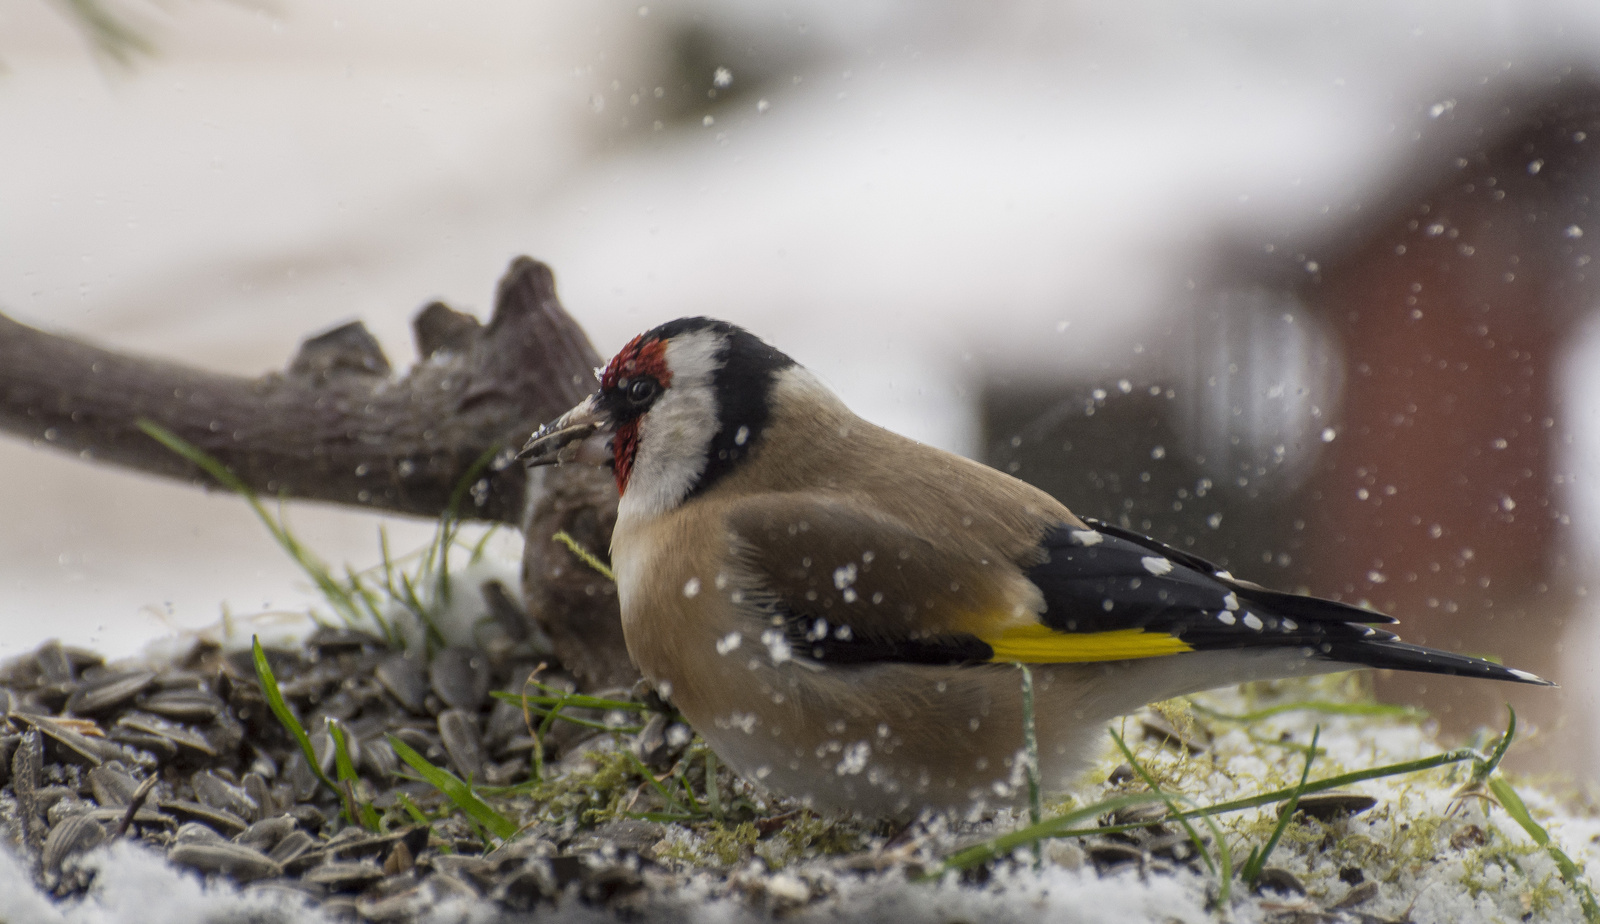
[520,317,1551,817]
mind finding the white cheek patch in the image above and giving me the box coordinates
[618,329,726,522]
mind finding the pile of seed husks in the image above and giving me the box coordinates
[0,627,700,920]
[0,624,1251,921]
[1,625,1594,924]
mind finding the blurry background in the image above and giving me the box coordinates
[3,1,1599,771]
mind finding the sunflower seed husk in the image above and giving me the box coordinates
[235,814,299,851]
[41,813,106,875]
[242,878,326,905]
[359,736,399,779]
[84,806,174,829]
[115,712,217,757]
[86,764,140,807]
[175,821,228,845]
[65,670,158,716]
[429,647,490,711]
[1107,802,1170,828]
[1294,791,1378,821]
[383,839,415,877]
[193,769,260,821]
[12,714,121,766]
[304,860,386,891]
[139,687,226,721]
[101,717,171,752]
[168,841,282,882]
[306,627,378,655]
[242,772,277,816]
[34,640,76,685]
[268,830,317,866]
[1330,880,1381,910]
[12,729,43,846]
[1087,841,1145,870]
[355,882,433,922]
[492,863,558,912]
[161,799,249,836]
[374,654,429,715]
[1253,866,1306,896]
[437,709,486,781]
[45,794,94,825]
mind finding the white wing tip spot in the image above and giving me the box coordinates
[1217,611,1236,625]
[1242,612,1264,631]
[1222,591,1240,611]
[1281,618,1298,631]
[760,629,793,664]
[1509,668,1546,683]
[1141,556,1174,576]
[1070,529,1104,546]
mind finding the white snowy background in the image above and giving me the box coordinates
[3,0,1600,769]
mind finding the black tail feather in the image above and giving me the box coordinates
[1318,639,1553,686]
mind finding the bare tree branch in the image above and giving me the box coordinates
[0,257,598,524]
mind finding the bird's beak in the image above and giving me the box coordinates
[517,395,614,468]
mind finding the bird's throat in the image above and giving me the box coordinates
[613,419,641,495]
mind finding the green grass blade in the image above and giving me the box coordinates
[934,723,1497,883]
[252,636,336,794]
[1018,664,1043,829]
[328,719,381,831]
[1243,725,1319,884]
[491,689,651,713]
[705,751,722,820]
[1470,705,1517,785]
[55,0,155,66]
[552,531,615,582]
[395,791,431,826]
[1039,746,1484,846]
[1487,776,1600,922]
[425,445,502,604]
[469,524,502,564]
[618,742,691,816]
[1188,698,1425,724]
[387,735,516,841]
[928,792,1170,876]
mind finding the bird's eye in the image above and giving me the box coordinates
[627,377,659,404]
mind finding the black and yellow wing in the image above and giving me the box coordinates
[726,497,1548,686]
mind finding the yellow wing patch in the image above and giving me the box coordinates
[983,624,1192,663]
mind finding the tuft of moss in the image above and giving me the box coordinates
[656,821,761,867]
[763,812,867,869]
[520,744,646,827]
